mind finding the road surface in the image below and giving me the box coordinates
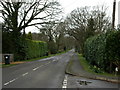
[2,50,73,88]
[2,50,119,89]
[67,75,119,88]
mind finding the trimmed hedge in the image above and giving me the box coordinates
[25,39,48,60]
[15,39,48,61]
[84,30,120,73]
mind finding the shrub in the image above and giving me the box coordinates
[106,31,120,71]
[84,30,120,73]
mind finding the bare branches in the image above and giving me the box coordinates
[65,6,111,53]
[66,6,111,35]
[0,0,62,32]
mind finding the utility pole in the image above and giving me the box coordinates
[112,0,116,29]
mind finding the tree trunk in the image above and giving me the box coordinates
[110,62,112,73]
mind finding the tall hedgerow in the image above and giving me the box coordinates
[25,39,48,60]
[84,30,120,73]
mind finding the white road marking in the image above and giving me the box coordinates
[22,72,28,76]
[4,62,53,86]
[4,82,10,86]
[33,67,39,71]
[62,85,67,88]
[9,79,16,83]
[62,75,68,88]
[4,78,17,86]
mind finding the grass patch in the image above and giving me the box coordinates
[1,64,17,68]
[78,54,120,77]
[78,54,93,73]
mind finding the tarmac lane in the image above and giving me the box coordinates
[2,49,119,89]
[67,75,119,89]
[2,50,74,88]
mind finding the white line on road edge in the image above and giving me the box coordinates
[33,67,39,71]
[22,72,28,76]
[4,78,17,86]
[62,75,68,89]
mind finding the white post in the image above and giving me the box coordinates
[115,67,118,76]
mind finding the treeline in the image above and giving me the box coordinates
[84,30,120,73]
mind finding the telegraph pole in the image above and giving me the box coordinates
[112,0,116,29]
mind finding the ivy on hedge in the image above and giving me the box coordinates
[84,30,120,73]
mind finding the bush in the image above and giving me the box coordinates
[84,30,120,73]
[25,39,48,60]
[106,31,120,71]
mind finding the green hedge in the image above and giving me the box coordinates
[106,31,120,68]
[25,39,48,60]
[84,30,120,73]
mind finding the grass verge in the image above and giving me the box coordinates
[1,51,68,68]
[1,64,17,68]
[78,54,120,77]
[65,59,73,73]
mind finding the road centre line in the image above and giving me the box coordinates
[9,79,16,83]
[22,72,29,76]
[4,61,53,86]
[4,78,17,86]
[62,75,68,88]
[33,62,51,71]
[4,82,9,86]
[33,67,39,71]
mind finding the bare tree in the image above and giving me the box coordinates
[0,0,62,34]
[1,0,62,59]
[65,6,111,53]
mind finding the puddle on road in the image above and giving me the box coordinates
[67,75,119,88]
[77,80,92,85]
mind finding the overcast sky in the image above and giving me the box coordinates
[59,0,113,14]
[59,0,119,22]
[26,0,120,33]
[0,0,119,33]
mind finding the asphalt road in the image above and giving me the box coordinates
[2,50,120,89]
[2,50,74,88]
[67,75,119,89]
